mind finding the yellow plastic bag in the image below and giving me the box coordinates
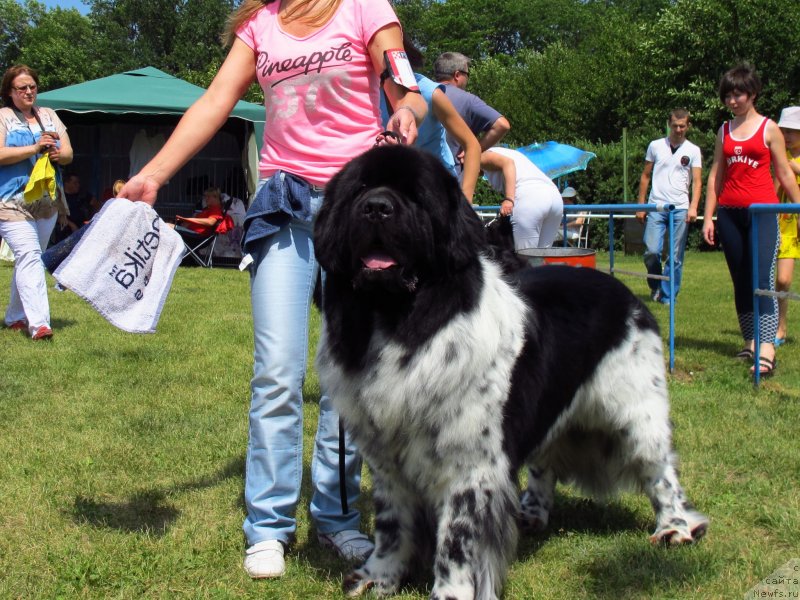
[23,154,57,204]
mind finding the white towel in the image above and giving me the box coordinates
[54,198,184,333]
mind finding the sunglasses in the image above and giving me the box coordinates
[13,84,37,92]
[457,70,470,78]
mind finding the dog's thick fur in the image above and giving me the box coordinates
[314,146,707,600]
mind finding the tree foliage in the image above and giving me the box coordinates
[0,0,28,68]
[86,0,234,80]
[396,0,800,144]
[17,3,103,89]
[1,0,799,211]
[634,0,800,133]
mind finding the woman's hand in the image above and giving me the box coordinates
[374,130,402,146]
[117,173,161,206]
[702,219,715,246]
[500,198,514,217]
[386,105,419,145]
[36,133,56,154]
[47,143,62,164]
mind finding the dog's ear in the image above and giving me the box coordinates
[440,182,486,271]
[314,168,351,275]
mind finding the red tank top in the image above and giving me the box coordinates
[719,117,777,207]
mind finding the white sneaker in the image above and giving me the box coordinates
[243,539,285,578]
[318,530,374,562]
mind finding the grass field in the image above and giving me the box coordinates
[1,251,798,599]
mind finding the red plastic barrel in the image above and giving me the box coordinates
[517,247,596,269]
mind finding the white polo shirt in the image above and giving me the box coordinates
[645,138,702,209]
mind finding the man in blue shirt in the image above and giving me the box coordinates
[433,52,511,159]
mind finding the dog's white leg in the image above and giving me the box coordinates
[430,477,517,600]
[519,463,555,532]
[613,365,709,546]
[343,474,415,598]
[643,458,709,545]
[593,328,708,546]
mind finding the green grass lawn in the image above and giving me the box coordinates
[1,251,798,599]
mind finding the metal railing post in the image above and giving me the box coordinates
[751,211,762,387]
[667,206,675,372]
[608,212,615,275]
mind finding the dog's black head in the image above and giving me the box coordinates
[315,145,486,296]
[315,146,488,370]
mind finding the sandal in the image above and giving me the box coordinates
[774,337,786,348]
[750,356,777,377]
[735,348,754,361]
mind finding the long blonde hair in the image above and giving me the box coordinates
[223,0,343,46]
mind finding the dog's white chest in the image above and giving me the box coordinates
[317,258,528,490]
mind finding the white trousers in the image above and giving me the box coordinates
[0,213,57,331]
[511,183,564,250]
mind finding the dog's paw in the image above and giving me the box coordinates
[518,492,550,532]
[343,568,400,598]
[650,527,693,546]
[650,513,708,546]
[343,570,375,597]
[430,581,475,600]
[689,517,709,541]
[519,510,548,532]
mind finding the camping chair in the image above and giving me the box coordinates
[177,197,234,268]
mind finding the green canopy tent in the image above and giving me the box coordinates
[37,67,265,216]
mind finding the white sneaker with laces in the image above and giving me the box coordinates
[243,539,285,579]
[318,530,374,562]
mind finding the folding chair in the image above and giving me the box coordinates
[576,214,591,248]
[177,197,233,268]
[555,214,589,247]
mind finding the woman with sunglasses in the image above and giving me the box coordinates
[0,64,73,340]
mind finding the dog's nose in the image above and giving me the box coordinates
[363,196,394,221]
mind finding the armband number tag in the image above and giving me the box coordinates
[383,49,420,91]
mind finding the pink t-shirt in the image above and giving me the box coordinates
[237,0,399,185]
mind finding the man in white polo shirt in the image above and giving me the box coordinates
[636,108,702,304]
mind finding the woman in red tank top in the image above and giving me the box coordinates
[703,64,800,377]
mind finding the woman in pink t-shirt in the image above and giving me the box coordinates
[119,0,426,579]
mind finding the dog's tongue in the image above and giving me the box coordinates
[362,253,396,270]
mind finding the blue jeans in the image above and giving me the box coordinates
[642,209,688,301]
[243,177,363,547]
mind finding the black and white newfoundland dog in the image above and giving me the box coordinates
[314,145,708,600]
